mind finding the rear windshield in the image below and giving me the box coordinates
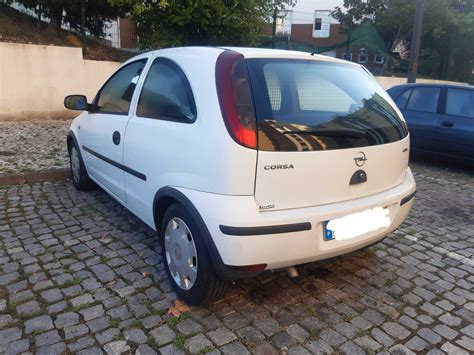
[246,59,408,151]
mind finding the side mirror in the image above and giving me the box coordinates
[64,95,89,111]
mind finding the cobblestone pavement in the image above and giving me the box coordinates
[0,120,71,174]
[0,161,473,355]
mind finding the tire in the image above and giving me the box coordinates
[160,203,227,305]
[68,141,96,191]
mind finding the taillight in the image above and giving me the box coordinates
[215,51,257,149]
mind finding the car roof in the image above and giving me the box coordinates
[125,46,357,67]
[389,83,474,91]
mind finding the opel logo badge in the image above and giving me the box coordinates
[354,152,367,167]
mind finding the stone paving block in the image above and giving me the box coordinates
[305,339,333,354]
[220,340,250,355]
[150,324,175,346]
[0,327,22,346]
[124,328,147,344]
[55,311,79,328]
[340,341,365,355]
[185,334,213,353]
[16,299,41,317]
[207,327,237,346]
[35,329,62,347]
[36,342,66,355]
[64,323,89,340]
[4,339,30,354]
[104,340,130,355]
[80,304,105,321]
[24,315,54,334]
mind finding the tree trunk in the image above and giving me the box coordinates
[49,4,64,31]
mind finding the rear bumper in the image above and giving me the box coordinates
[176,168,416,272]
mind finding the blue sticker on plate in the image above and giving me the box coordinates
[323,221,334,241]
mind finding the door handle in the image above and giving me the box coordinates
[440,121,454,128]
[112,131,121,145]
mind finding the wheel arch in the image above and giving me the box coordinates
[152,187,258,280]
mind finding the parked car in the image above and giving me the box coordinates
[387,83,474,164]
[65,47,416,305]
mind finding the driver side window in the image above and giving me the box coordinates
[96,60,147,115]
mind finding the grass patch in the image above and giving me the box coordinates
[173,334,186,351]
[309,329,320,339]
[31,329,47,335]
[199,346,215,354]
[71,303,90,312]
[63,277,82,288]
[131,320,142,329]
[5,300,21,314]
[110,318,119,328]
[356,329,370,337]
[166,312,188,329]
[341,314,353,322]
[147,335,160,351]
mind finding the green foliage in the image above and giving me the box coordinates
[337,0,474,82]
[7,0,132,37]
[109,0,293,48]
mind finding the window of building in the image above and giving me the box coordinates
[374,53,384,64]
[343,53,352,61]
[314,18,322,31]
[358,48,367,64]
[313,10,331,38]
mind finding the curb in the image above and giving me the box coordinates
[0,168,70,185]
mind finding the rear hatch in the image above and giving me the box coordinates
[246,58,409,211]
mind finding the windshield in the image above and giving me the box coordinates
[246,59,408,151]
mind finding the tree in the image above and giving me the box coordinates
[109,0,294,48]
[334,0,474,81]
[374,0,474,81]
[8,0,132,37]
[331,0,384,54]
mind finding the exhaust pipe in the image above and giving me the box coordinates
[286,266,299,278]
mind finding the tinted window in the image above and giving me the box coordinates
[137,58,196,122]
[406,87,440,113]
[395,88,412,109]
[446,88,474,118]
[247,59,408,152]
[96,60,146,114]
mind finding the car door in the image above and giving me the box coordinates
[401,86,442,153]
[81,59,147,202]
[438,87,474,160]
[123,56,198,227]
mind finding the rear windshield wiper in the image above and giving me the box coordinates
[283,128,366,139]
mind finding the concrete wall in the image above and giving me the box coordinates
[376,76,468,90]
[0,43,120,121]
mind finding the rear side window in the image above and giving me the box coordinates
[137,58,196,122]
[395,88,412,109]
[246,59,408,152]
[96,60,146,114]
[446,88,474,118]
[406,87,440,113]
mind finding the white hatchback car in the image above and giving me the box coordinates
[65,47,416,305]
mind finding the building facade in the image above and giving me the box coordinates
[269,0,387,73]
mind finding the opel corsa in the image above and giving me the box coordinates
[65,47,416,305]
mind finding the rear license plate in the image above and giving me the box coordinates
[324,207,390,241]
